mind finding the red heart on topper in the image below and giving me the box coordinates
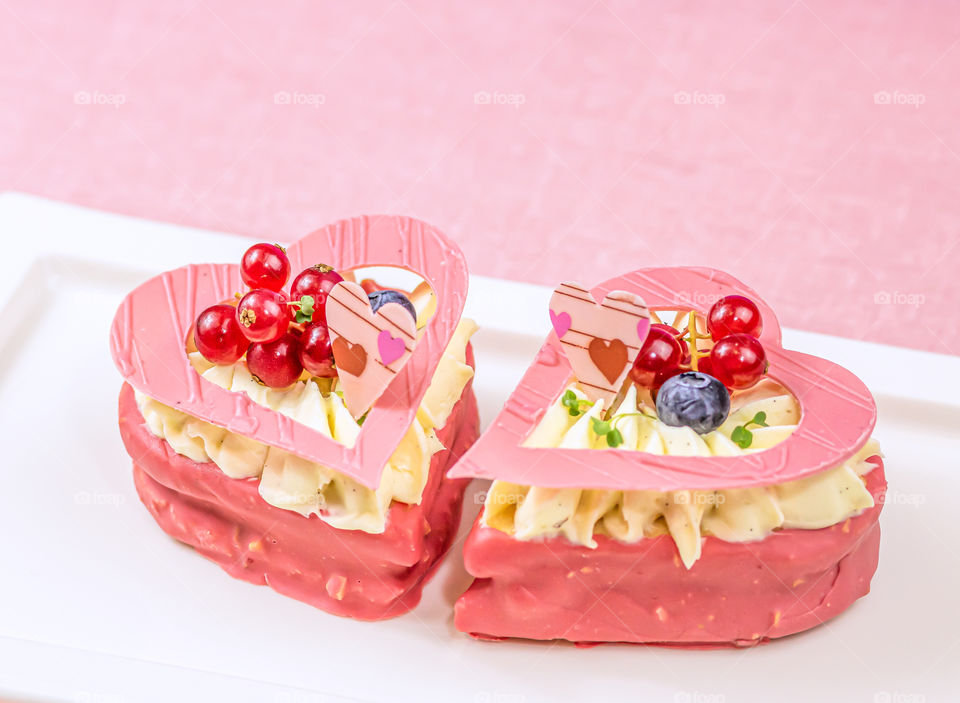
[450,267,877,492]
[326,280,417,419]
[109,215,467,489]
[587,338,628,384]
[331,337,367,377]
[548,282,651,406]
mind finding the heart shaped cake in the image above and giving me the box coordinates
[111,216,480,620]
[451,267,884,646]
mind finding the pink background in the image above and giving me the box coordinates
[2,1,957,354]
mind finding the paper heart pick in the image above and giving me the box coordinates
[326,280,418,419]
[109,215,467,489]
[548,282,650,406]
[450,267,877,492]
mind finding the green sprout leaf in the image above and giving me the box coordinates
[731,411,769,449]
[606,427,624,448]
[562,390,593,417]
[590,416,623,447]
[591,417,612,436]
[731,424,753,448]
[291,294,315,323]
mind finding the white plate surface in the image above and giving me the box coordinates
[0,193,957,703]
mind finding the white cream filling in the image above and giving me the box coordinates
[136,318,477,533]
[483,381,881,568]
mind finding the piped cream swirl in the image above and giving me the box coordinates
[483,381,880,568]
[136,318,477,533]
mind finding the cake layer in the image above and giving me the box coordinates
[119,355,479,620]
[455,459,885,646]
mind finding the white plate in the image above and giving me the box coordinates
[0,193,957,703]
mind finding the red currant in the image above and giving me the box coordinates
[630,326,684,389]
[290,264,344,324]
[695,355,714,377]
[651,323,682,338]
[650,322,690,366]
[298,322,337,377]
[709,333,767,390]
[240,243,290,292]
[236,289,290,343]
[246,333,303,388]
[707,295,763,340]
[652,322,691,365]
[656,364,683,388]
[194,304,248,365]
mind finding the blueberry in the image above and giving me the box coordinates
[655,372,730,435]
[368,289,417,323]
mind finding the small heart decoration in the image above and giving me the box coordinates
[549,309,571,338]
[326,280,417,419]
[587,338,628,384]
[378,329,406,365]
[109,215,467,490]
[548,282,650,405]
[331,337,367,377]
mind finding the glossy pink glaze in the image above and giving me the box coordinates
[450,267,877,490]
[325,280,417,419]
[109,215,468,489]
[118,346,479,620]
[548,282,650,406]
[455,459,885,645]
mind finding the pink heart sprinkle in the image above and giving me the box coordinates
[550,309,572,338]
[377,329,406,366]
[637,318,651,343]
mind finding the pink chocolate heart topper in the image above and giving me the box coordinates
[450,267,877,492]
[109,215,467,489]
[325,280,418,419]
[548,282,650,406]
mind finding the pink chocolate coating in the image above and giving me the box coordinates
[110,215,469,489]
[450,267,877,491]
[118,349,479,620]
[455,459,885,646]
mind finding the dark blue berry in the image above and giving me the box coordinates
[655,372,730,435]
[368,290,417,323]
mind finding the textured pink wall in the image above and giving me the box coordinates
[1,1,957,354]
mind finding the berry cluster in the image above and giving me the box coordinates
[627,295,771,435]
[701,294,767,390]
[193,242,344,388]
[630,294,768,393]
